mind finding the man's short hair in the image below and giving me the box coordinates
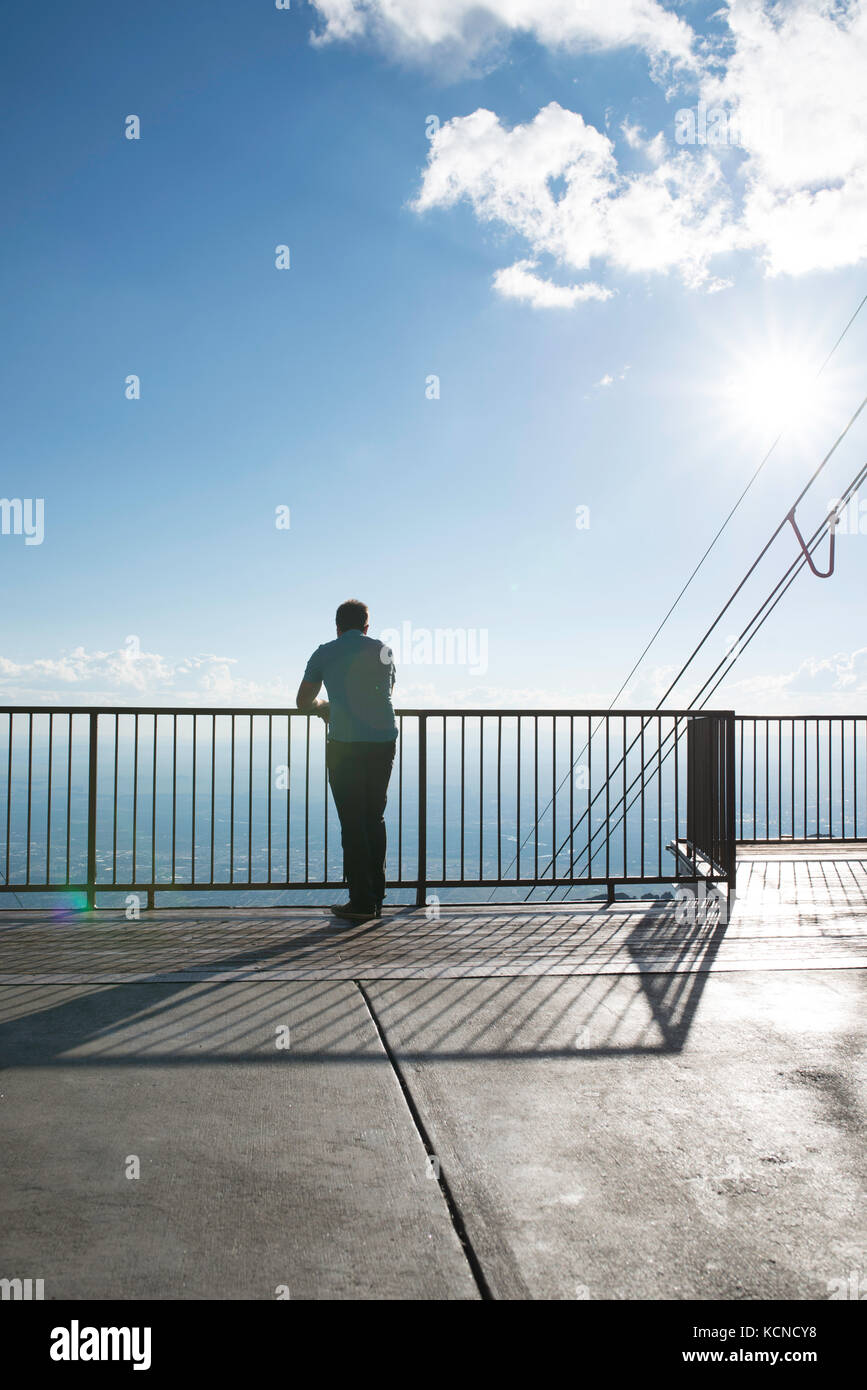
[336,599,369,633]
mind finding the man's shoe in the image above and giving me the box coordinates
[331,901,379,923]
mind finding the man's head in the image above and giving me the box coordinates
[336,599,369,635]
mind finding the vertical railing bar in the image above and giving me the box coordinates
[739,717,744,834]
[479,716,484,881]
[841,716,846,839]
[709,716,715,869]
[726,712,737,899]
[719,716,724,870]
[25,712,33,885]
[777,719,782,839]
[5,714,12,886]
[811,717,816,834]
[498,714,503,882]
[688,714,696,874]
[712,717,718,876]
[397,714,403,882]
[751,717,756,844]
[323,717,329,883]
[267,715,273,884]
[718,716,724,875]
[828,716,833,840]
[192,715,198,885]
[460,715,465,882]
[674,717,680,876]
[791,717,796,838]
[132,714,139,886]
[248,715,253,885]
[285,714,291,883]
[854,717,858,840]
[586,715,592,881]
[46,712,53,884]
[717,716,722,869]
[209,716,216,886]
[551,716,556,882]
[171,713,177,883]
[533,716,538,882]
[442,716,447,881]
[657,714,662,877]
[514,716,518,882]
[718,718,725,872]
[764,717,769,842]
[112,714,119,887]
[790,717,795,840]
[808,715,814,838]
[569,716,574,883]
[638,716,643,880]
[416,714,427,907]
[605,717,610,882]
[304,716,310,883]
[151,714,157,888]
[802,718,807,839]
[65,714,72,886]
[230,714,236,883]
[86,712,98,910]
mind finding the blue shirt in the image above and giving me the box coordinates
[303,631,397,743]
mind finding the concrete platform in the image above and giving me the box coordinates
[364,968,866,1299]
[0,980,478,1300]
[1,849,865,1300]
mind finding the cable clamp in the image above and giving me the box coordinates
[786,506,836,579]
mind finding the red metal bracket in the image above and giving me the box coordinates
[786,506,836,579]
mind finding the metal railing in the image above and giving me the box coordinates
[735,715,867,842]
[0,706,736,908]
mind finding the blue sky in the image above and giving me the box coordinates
[2,0,866,713]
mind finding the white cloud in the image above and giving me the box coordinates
[592,364,631,386]
[620,120,667,163]
[315,0,867,301]
[308,0,697,76]
[700,0,867,276]
[493,259,613,308]
[714,646,867,714]
[0,644,290,707]
[0,646,621,714]
[621,119,645,151]
[413,102,740,295]
[7,642,867,716]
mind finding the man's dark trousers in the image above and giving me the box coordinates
[326,738,396,911]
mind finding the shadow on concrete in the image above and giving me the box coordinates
[0,897,733,1065]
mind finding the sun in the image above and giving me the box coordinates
[718,346,837,445]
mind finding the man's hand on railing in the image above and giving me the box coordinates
[297,698,329,722]
[295,679,329,722]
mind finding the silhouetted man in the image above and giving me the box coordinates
[296,600,397,922]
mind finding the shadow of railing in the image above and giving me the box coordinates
[0,898,733,1065]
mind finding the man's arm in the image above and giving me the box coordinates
[296,679,329,721]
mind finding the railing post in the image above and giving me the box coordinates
[416,714,427,908]
[86,711,98,911]
[725,711,737,904]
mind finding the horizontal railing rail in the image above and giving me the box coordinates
[0,706,736,908]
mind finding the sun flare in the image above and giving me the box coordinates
[720,348,834,442]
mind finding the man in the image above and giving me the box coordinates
[296,600,397,922]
